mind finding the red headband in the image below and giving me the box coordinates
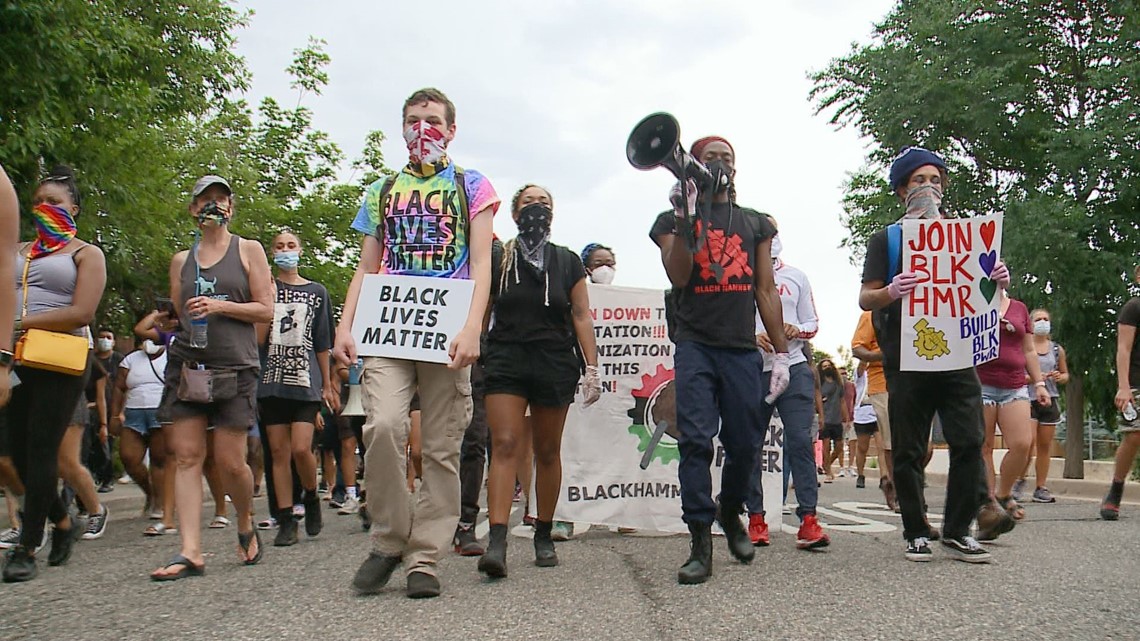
[690,136,734,159]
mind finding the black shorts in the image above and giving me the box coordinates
[820,422,844,440]
[161,360,259,431]
[854,421,878,436]
[258,397,322,426]
[1030,397,1061,425]
[483,341,581,408]
[319,413,361,451]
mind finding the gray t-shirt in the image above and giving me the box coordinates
[821,378,845,425]
[258,279,333,401]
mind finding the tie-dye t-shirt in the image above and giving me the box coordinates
[350,164,498,279]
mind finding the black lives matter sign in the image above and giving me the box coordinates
[351,274,474,365]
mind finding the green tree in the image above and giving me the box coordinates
[811,0,1140,475]
[1,3,388,331]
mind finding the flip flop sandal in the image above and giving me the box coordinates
[209,516,231,529]
[238,530,263,566]
[151,555,205,582]
[144,524,178,536]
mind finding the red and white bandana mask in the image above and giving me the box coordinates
[403,121,448,166]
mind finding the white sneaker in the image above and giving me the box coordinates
[118,475,132,484]
[0,527,19,549]
[292,504,305,521]
[337,495,360,515]
[837,468,847,478]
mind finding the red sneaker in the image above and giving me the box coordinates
[796,514,830,550]
[748,513,770,547]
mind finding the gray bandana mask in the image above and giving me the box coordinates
[902,184,942,220]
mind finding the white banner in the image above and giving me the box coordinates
[553,284,783,533]
[351,274,474,365]
[900,214,1004,372]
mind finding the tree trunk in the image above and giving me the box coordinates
[1064,370,1085,479]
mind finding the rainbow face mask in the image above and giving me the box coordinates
[30,202,77,258]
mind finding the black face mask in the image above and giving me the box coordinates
[517,203,553,246]
[705,160,733,193]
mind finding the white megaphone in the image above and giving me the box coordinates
[341,383,365,417]
[340,358,365,417]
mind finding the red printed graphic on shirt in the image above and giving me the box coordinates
[692,221,753,292]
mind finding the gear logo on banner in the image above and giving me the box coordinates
[627,364,681,467]
[912,318,951,360]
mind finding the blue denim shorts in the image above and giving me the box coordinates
[123,407,161,435]
[980,384,1029,407]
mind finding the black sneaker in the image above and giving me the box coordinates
[856,475,866,489]
[48,513,87,567]
[406,571,441,599]
[96,481,115,494]
[905,537,933,562]
[352,553,401,595]
[452,522,485,556]
[2,545,37,582]
[82,505,109,541]
[941,536,992,563]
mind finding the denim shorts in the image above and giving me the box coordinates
[981,384,1030,407]
[123,407,161,435]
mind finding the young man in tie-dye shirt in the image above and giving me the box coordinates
[335,88,498,599]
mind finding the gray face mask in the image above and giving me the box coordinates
[903,184,942,220]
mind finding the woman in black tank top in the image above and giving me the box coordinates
[150,176,274,581]
[3,166,106,583]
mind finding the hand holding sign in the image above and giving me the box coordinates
[991,260,1010,289]
[352,275,476,366]
[888,272,920,300]
[448,325,481,370]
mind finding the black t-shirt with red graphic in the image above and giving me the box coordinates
[650,202,776,350]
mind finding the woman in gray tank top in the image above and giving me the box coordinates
[1013,308,1069,505]
[3,166,107,583]
[150,175,274,581]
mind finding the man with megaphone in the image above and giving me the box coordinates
[646,134,791,585]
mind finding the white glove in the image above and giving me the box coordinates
[991,261,1011,289]
[887,271,920,300]
[582,365,602,407]
[669,179,698,218]
[766,353,790,404]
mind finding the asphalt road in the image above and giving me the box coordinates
[1,478,1136,641]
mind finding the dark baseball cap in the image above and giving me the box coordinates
[191,175,232,199]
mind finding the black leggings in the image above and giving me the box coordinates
[6,366,87,549]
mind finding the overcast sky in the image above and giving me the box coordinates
[233,0,897,357]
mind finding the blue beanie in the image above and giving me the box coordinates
[889,147,947,191]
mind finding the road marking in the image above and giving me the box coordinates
[778,502,943,534]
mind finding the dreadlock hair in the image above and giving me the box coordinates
[38,164,80,210]
[499,184,555,305]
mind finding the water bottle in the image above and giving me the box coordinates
[189,316,208,349]
[1124,402,1138,423]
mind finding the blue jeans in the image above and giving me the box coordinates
[745,362,818,519]
[674,341,766,525]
